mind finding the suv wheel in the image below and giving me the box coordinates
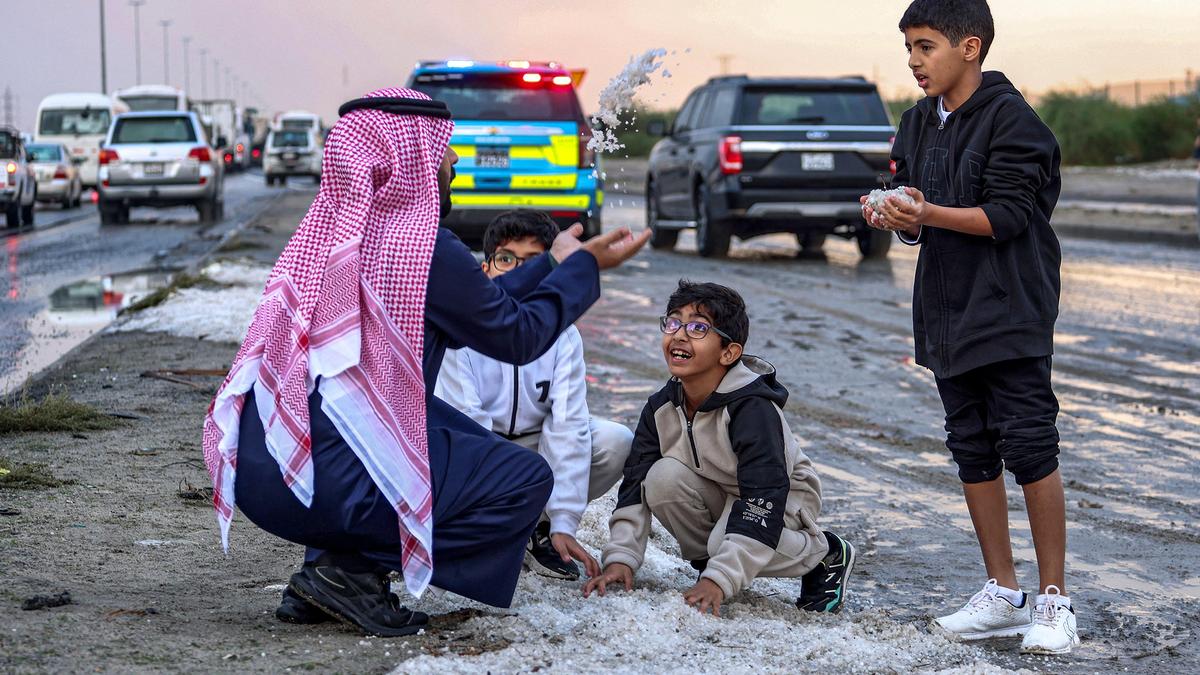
[197,198,218,224]
[98,199,120,226]
[694,183,731,258]
[797,231,826,253]
[21,187,35,226]
[857,227,893,259]
[646,179,678,250]
[5,201,18,228]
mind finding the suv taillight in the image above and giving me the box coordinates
[718,136,743,174]
[54,166,68,179]
[188,147,212,162]
[578,121,596,169]
[888,135,897,175]
[99,149,119,165]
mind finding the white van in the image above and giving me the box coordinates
[277,110,323,135]
[35,93,130,188]
[114,84,190,112]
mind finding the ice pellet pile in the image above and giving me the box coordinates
[865,187,916,211]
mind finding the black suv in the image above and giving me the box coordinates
[645,75,895,258]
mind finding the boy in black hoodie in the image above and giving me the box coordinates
[861,0,1077,656]
[583,281,854,617]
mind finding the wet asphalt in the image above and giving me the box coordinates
[0,171,292,393]
[1,178,1197,671]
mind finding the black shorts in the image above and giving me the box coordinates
[934,356,1060,485]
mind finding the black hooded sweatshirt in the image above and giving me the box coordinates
[892,71,1062,379]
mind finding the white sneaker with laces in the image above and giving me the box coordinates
[933,579,1033,641]
[1020,585,1080,655]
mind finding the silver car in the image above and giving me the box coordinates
[27,142,83,208]
[264,128,321,186]
[1,126,37,228]
[97,111,224,225]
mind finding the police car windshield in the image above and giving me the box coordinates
[738,89,889,126]
[412,73,582,121]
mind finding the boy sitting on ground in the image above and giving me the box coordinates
[583,281,853,616]
[435,209,634,582]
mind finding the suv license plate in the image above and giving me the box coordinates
[476,147,510,169]
[801,153,834,171]
[283,152,298,160]
[143,162,165,176]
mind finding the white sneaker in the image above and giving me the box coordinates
[933,579,1033,641]
[1020,586,1080,655]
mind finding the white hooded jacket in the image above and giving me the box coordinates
[434,326,590,536]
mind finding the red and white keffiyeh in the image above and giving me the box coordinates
[202,87,453,597]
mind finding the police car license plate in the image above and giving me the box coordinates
[801,153,834,171]
[476,147,510,169]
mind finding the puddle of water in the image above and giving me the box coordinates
[2,269,175,394]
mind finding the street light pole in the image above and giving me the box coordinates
[159,19,172,85]
[99,0,108,93]
[181,36,191,94]
[129,0,146,85]
[199,48,207,98]
[213,58,220,97]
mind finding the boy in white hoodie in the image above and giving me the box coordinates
[435,209,634,581]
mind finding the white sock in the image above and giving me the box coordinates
[995,584,1025,606]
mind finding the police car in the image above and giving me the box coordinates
[409,60,602,245]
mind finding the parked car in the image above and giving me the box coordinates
[644,75,896,258]
[263,128,321,185]
[27,142,83,208]
[408,60,600,245]
[96,111,224,225]
[0,126,37,227]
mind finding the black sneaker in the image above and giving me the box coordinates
[288,564,429,637]
[796,531,856,613]
[276,585,332,624]
[524,521,580,580]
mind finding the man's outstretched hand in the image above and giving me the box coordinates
[550,223,652,271]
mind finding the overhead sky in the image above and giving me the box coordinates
[5,0,1198,130]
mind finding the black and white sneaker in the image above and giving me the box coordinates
[524,521,580,580]
[288,564,429,637]
[796,531,856,613]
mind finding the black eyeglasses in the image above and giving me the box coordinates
[659,315,733,341]
[488,251,531,272]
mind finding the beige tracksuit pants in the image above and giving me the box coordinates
[643,457,829,578]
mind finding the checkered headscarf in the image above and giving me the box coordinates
[202,87,453,596]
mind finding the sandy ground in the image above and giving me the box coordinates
[2,189,1198,673]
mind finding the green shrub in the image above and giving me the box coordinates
[1037,91,1199,165]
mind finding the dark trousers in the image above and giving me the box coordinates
[934,356,1060,486]
[233,388,553,607]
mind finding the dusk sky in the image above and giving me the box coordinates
[5,0,1198,130]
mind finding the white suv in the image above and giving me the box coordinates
[97,111,225,225]
[1,127,37,228]
[263,128,321,186]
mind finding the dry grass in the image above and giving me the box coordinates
[0,393,122,434]
[120,272,223,315]
[0,457,74,489]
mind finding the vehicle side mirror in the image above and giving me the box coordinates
[646,120,667,137]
